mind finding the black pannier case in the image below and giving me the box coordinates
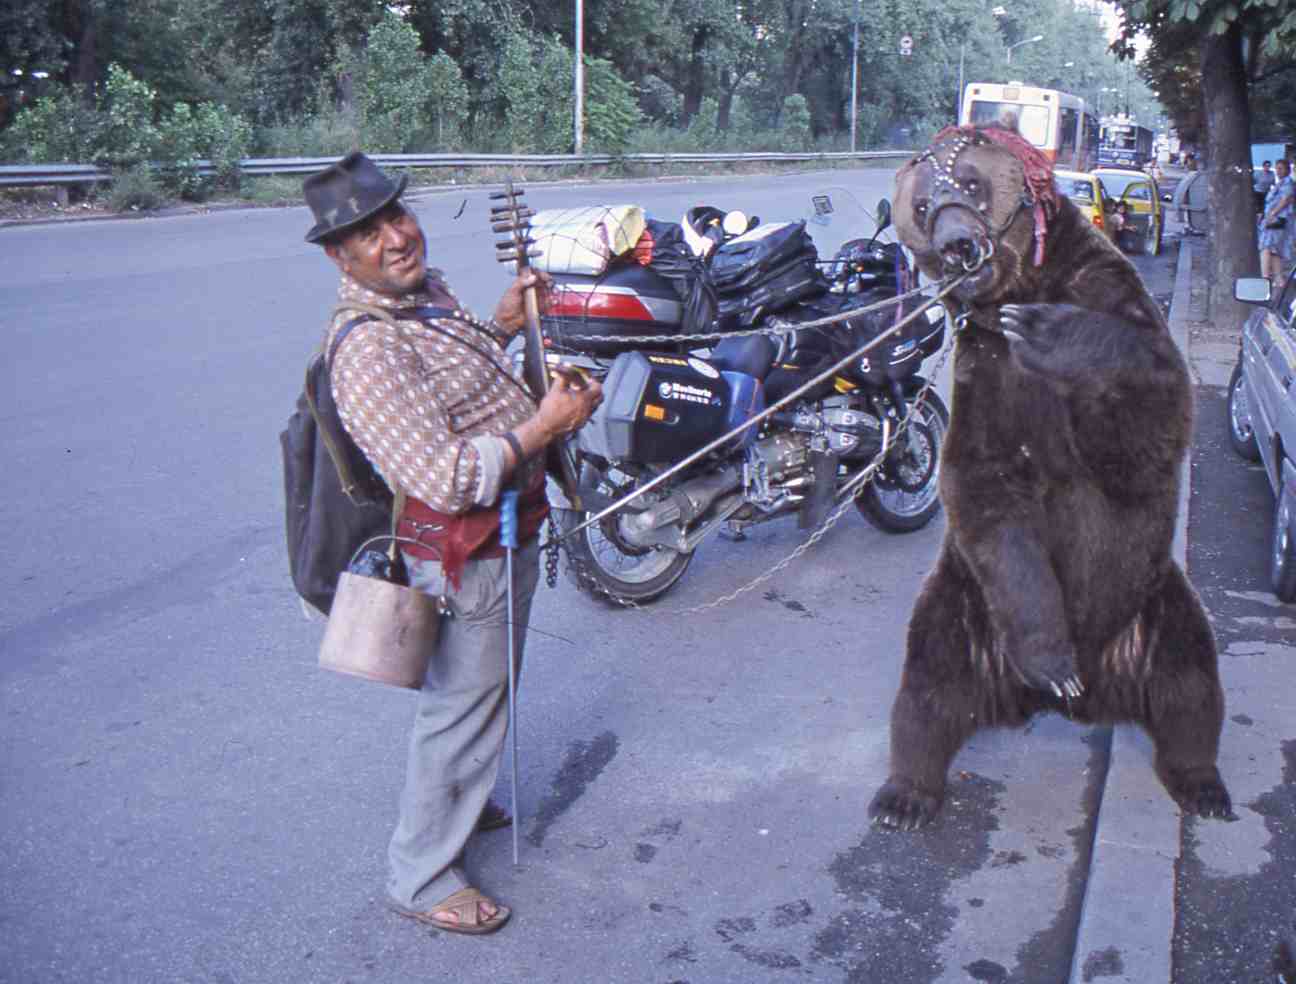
[579,351,733,464]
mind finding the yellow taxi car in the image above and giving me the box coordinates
[1094,166,1164,256]
[1054,168,1116,243]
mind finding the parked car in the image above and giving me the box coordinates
[1053,168,1116,242]
[1228,274,1296,602]
[1093,166,1163,256]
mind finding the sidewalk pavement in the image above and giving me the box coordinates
[1067,235,1233,984]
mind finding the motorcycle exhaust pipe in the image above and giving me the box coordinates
[620,465,743,548]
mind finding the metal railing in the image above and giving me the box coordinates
[0,150,913,190]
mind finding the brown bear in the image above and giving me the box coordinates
[868,123,1233,830]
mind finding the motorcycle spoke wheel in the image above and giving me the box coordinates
[559,466,693,605]
[856,392,948,533]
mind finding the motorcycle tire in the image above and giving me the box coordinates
[1227,363,1262,462]
[557,464,694,605]
[855,389,949,533]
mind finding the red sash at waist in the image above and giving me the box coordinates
[398,484,549,591]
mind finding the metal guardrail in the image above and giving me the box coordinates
[0,164,114,187]
[0,150,913,189]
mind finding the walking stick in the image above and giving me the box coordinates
[499,487,521,866]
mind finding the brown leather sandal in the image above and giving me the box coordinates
[391,887,511,936]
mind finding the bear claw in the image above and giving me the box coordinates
[868,781,941,831]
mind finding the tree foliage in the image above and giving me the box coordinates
[1,0,1171,160]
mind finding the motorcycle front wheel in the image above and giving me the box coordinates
[855,390,949,533]
[557,464,694,605]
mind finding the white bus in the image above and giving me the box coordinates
[959,82,1098,171]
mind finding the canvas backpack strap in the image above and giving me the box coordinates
[306,314,371,501]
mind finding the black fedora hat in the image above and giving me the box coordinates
[303,151,408,244]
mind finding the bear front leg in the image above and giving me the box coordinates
[1000,302,1180,385]
[956,520,1083,698]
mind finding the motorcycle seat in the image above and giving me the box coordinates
[709,334,777,380]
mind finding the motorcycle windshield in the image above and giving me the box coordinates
[803,186,904,276]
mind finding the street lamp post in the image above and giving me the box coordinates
[1006,34,1044,65]
[850,0,860,152]
[573,0,584,154]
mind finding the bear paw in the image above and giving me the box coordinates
[999,303,1085,381]
[1164,767,1235,821]
[868,780,943,831]
[1013,645,1085,700]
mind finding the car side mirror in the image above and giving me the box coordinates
[1235,277,1273,304]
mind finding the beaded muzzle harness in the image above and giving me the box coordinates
[908,125,1059,269]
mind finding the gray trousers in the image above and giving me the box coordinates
[387,539,540,910]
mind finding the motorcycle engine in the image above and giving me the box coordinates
[747,429,811,510]
[821,394,882,459]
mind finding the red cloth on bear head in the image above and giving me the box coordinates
[928,123,1059,266]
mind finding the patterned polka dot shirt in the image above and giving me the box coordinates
[327,272,541,514]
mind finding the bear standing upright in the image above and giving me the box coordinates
[869,123,1233,830]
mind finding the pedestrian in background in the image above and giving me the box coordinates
[1255,160,1276,215]
[1259,159,1294,283]
[302,152,602,936]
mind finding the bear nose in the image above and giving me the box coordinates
[932,213,992,273]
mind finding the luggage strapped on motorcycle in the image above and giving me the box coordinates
[541,271,973,614]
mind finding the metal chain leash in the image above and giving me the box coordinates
[555,281,935,345]
[566,327,959,615]
[543,513,562,589]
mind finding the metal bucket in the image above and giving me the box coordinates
[318,572,443,689]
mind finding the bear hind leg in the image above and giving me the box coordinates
[1140,566,1234,820]
[870,557,991,830]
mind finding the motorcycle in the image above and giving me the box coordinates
[529,190,950,604]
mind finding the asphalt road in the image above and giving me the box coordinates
[0,170,1289,984]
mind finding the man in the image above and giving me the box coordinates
[1256,159,1276,215]
[1259,159,1294,283]
[303,152,602,935]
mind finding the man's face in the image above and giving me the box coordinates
[1279,161,1291,180]
[325,202,427,296]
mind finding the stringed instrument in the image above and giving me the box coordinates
[490,181,584,507]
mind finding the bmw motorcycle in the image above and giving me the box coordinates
[531,191,949,604]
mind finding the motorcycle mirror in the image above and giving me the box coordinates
[875,199,892,234]
[722,210,750,237]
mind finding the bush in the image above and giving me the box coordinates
[780,95,812,151]
[0,86,100,163]
[155,101,253,199]
[96,64,160,165]
[584,57,641,154]
[257,106,359,157]
[107,164,167,212]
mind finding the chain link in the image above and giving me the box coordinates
[564,327,959,615]
[543,513,562,589]
[555,281,937,345]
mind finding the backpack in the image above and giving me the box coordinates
[282,302,527,615]
[281,314,394,616]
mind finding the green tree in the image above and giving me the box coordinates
[355,12,433,152]
[1112,0,1296,323]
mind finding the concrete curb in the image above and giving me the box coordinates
[1067,239,1195,984]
